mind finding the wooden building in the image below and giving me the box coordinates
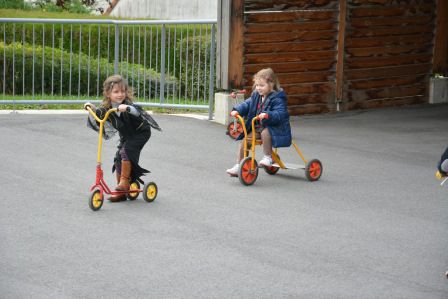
[217,0,448,115]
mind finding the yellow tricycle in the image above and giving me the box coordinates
[234,114,323,186]
[84,104,158,211]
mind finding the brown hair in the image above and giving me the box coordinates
[101,74,134,108]
[252,68,281,91]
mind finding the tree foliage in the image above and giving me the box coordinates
[0,0,96,14]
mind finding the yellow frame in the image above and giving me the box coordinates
[85,106,118,164]
[235,114,308,169]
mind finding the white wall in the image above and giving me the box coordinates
[110,0,217,20]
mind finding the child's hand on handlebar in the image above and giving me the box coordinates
[118,104,128,112]
[258,112,268,119]
[84,102,95,110]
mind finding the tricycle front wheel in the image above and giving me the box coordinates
[89,189,103,211]
[239,157,259,186]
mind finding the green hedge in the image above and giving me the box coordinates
[177,35,213,102]
[1,22,213,78]
[0,0,32,10]
[0,42,177,98]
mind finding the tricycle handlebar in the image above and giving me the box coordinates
[231,114,267,138]
[84,104,118,124]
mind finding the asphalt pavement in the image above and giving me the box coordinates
[1,103,448,298]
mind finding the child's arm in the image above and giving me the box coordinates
[125,105,140,116]
[117,104,139,117]
[232,95,254,116]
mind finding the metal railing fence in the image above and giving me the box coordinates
[0,18,216,119]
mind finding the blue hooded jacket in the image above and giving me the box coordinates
[233,89,292,148]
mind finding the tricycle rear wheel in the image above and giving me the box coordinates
[264,165,279,175]
[143,182,158,202]
[127,181,140,200]
[305,159,322,181]
[264,154,280,175]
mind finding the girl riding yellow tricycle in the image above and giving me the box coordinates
[226,68,322,186]
[231,113,322,186]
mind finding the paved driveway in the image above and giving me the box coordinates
[1,104,448,298]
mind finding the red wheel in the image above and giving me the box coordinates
[238,157,259,186]
[305,159,322,181]
[264,165,279,175]
[264,154,280,175]
[227,120,243,139]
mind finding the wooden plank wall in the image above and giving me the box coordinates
[433,0,448,75]
[241,0,437,115]
[243,0,340,114]
[342,0,436,110]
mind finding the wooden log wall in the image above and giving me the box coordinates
[433,0,448,75]
[342,0,436,110]
[240,0,437,115]
[243,0,339,114]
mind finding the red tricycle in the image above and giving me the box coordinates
[84,104,158,211]
[226,90,246,140]
[226,117,243,139]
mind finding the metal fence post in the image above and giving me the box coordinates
[160,24,166,104]
[208,24,216,120]
[114,24,119,74]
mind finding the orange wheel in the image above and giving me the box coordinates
[305,159,322,181]
[264,165,279,175]
[238,157,259,186]
[264,154,280,175]
[227,120,243,139]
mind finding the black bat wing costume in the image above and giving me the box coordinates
[87,100,162,183]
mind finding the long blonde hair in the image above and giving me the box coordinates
[101,75,134,108]
[252,68,281,91]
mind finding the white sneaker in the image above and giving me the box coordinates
[226,164,239,177]
[259,155,273,167]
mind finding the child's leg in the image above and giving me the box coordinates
[259,128,273,167]
[114,163,121,184]
[236,132,259,162]
[237,142,246,163]
[261,128,272,156]
[226,143,245,176]
[116,147,132,191]
[108,155,126,202]
[227,133,253,176]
